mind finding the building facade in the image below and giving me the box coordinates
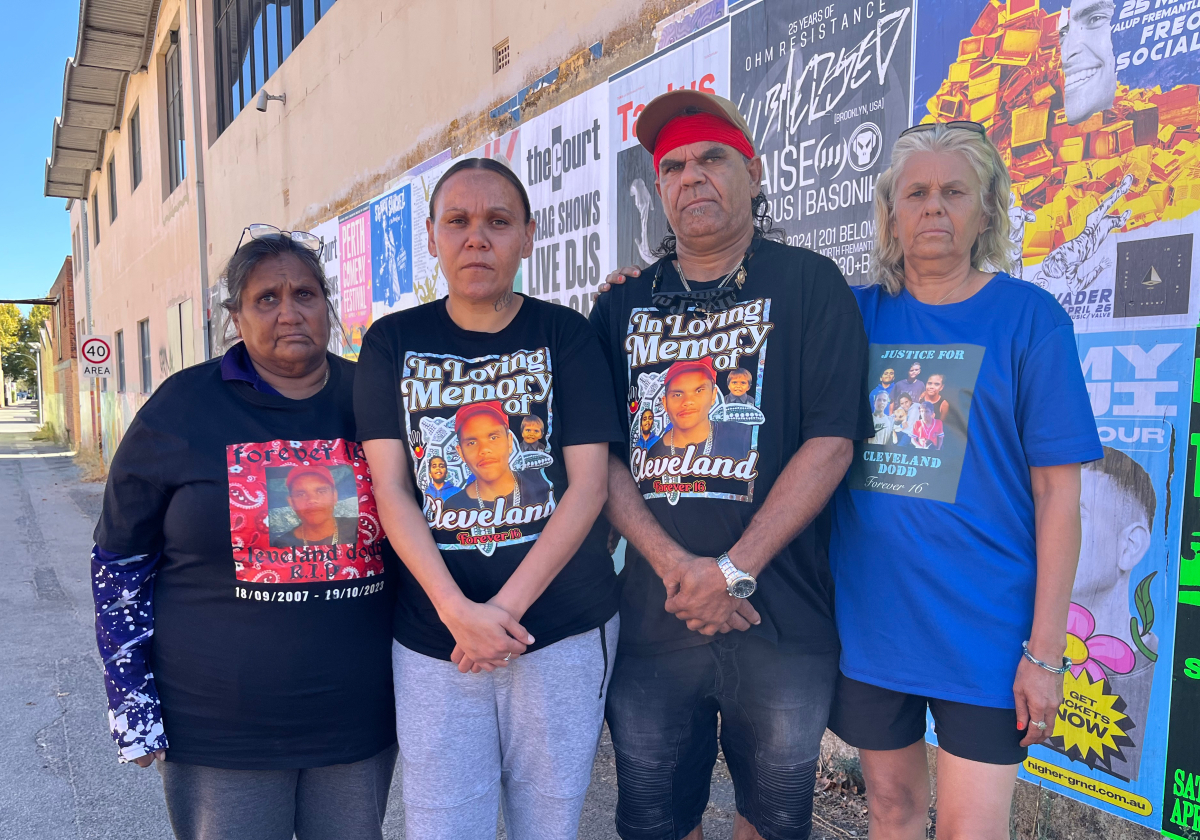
[37,257,81,446]
[44,0,674,459]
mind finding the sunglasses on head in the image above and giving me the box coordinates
[898,121,987,139]
[237,223,324,257]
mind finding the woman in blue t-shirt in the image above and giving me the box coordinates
[829,122,1102,838]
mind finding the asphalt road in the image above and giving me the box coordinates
[0,401,740,839]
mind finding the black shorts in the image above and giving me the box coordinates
[828,673,1027,766]
[606,635,840,840]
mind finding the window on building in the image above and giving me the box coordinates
[166,31,187,192]
[91,190,100,245]
[213,0,337,135]
[107,157,118,222]
[494,38,510,73]
[138,318,152,393]
[129,106,143,190]
[115,330,126,392]
[166,299,195,375]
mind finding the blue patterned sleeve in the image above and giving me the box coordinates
[92,545,168,762]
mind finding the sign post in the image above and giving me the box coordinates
[79,335,113,379]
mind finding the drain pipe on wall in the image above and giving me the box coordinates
[184,0,211,361]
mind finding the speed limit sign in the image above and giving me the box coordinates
[80,335,113,378]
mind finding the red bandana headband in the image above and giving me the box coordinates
[652,112,756,174]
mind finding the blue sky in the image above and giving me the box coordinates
[0,2,82,312]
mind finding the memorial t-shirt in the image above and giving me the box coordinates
[831,276,1103,708]
[95,353,396,770]
[354,295,624,660]
[589,238,875,655]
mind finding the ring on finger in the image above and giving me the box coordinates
[1033,720,1047,731]
[503,653,511,662]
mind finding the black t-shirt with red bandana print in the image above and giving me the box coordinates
[95,353,396,770]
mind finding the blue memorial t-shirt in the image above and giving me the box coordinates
[831,274,1102,708]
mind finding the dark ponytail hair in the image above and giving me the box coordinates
[428,157,532,223]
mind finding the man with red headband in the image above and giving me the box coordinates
[590,89,873,840]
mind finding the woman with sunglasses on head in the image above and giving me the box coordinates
[827,123,1102,839]
[354,157,623,840]
[91,225,397,840]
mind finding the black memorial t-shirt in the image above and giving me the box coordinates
[354,294,624,660]
[589,238,874,655]
[95,353,396,770]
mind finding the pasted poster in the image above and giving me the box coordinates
[370,183,413,319]
[730,0,914,283]
[225,438,384,584]
[914,0,1200,331]
[1163,330,1200,839]
[399,350,557,555]
[1016,328,1193,828]
[408,150,454,306]
[338,203,372,360]
[622,299,769,504]
[309,217,342,355]
[521,85,608,314]
[845,344,985,502]
[609,18,731,272]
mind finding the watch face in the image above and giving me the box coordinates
[729,577,756,598]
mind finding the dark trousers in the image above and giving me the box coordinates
[605,634,838,840]
[157,744,398,840]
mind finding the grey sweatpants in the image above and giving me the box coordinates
[157,744,397,840]
[393,613,619,840]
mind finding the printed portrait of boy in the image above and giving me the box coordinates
[443,400,552,512]
[518,414,549,453]
[724,368,755,405]
[267,465,360,548]
[422,454,461,502]
[647,357,750,460]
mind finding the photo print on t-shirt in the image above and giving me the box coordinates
[226,439,384,583]
[846,344,985,503]
[624,299,771,505]
[401,349,557,556]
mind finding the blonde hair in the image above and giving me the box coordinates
[868,125,1014,295]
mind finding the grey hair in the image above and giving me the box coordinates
[868,125,1014,295]
[218,235,340,349]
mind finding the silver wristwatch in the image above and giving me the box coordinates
[716,553,757,598]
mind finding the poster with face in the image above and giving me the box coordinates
[226,439,384,584]
[309,217,342,355]
[1013,328,1192,827]
[729,0,914,283]
[400,349,558,556]
[608,19,731,272]
[370,183,413,318]
[913,0,1200,331]
[338,203,372,360]
[623,299,770,504]
[521,84,609,316]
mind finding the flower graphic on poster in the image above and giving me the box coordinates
[1065,602,1137,682]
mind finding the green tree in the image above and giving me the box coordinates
[0,304,43,389]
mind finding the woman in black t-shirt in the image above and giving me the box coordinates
[355,158,622,840]
[93,229,396,840]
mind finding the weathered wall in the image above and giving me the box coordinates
[197,0,695,280]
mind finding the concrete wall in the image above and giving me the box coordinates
[197,0,679,283]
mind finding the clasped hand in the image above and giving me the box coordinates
[443,598,534,674]
[663,556,760,635]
